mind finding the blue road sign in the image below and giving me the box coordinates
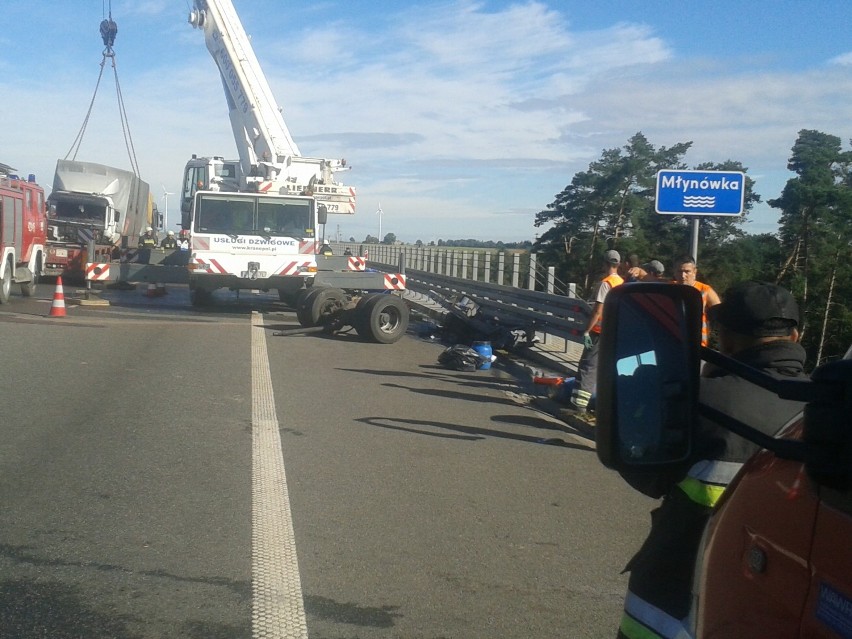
[655,170,746,216]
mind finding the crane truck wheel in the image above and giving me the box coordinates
[357,294,409,344]
[0,259,11,304]
[190,287,213,307]
[307,287,346,327]
[278,284,305,308]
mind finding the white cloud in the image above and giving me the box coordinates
[829,51,852,66]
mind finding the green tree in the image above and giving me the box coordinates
[364,234,379,244]
[534,133,763,295]
[382,232,397,245]
[770,129,852,365]
[534,132,692,291]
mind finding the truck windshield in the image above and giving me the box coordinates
[50,198,107,224]
[195,194,313,238]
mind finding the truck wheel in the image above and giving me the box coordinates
[278,287,301,307]
[0,260,11,304]
[359,294,409,344]
[296,288,321,327]
[21,258,40,297]
[307,288,345,327]
[190,288,213,307]
[353,293,381,336]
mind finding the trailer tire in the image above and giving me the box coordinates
[353,293,381,337]
[359,294,409,344]
[296,288,321,327]
[0,259,11,304]
[307,288,346,327]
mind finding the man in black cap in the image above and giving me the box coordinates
[615,281,808,639]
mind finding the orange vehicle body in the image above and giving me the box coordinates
[697,418,852,638]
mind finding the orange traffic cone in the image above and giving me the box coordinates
[49,277,67,317]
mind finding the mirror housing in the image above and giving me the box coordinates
[596,284,703,470]
[317,203,328,226]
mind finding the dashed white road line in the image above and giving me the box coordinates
[251,312,309,638]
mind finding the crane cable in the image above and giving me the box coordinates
[64,4,141,177]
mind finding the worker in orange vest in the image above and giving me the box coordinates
[569,250,624,415]
[672,255,721,347]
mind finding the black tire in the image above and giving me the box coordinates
[0,260,11,304]
[359,294,409,344]
[190,287,213,307]
[307,288,345,326]
[353,293,381,337]
[278,286,301,307]
[21,256,40,297]
[296,288,321,327]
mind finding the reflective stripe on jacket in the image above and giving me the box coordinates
[676,459,743,508]
[620,592,688,639]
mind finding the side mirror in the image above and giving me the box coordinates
[317,203,328,226]
[596,284,703,470]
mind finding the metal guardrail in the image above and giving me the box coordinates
[403,269,590,343]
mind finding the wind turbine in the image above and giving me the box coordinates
[161,185,173,230]
[377,202,383,241]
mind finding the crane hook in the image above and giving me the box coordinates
[100,16,118,52]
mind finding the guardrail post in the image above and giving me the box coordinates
[528,253,537,290]
[512,253,520,288]
[498,252,505,286]
[472,252,479,282]
[461,252,469,280]
[569,282,577,298]
[547,266,555,294]
[484,252,491,283]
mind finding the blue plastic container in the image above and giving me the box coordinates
[472,341,492,370]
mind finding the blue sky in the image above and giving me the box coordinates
[1,1,850,244]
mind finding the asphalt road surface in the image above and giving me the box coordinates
[0,283,655,638]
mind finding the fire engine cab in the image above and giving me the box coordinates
[595,283,852,639]
[0,162,47,303]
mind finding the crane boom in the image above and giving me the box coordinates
[187,0,355,213]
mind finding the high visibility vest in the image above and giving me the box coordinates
[693,281,713,346]
[590,273,624,334]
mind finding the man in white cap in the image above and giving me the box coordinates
[570,249,624,416]
[160,230,178,249]
[138,226,157,248]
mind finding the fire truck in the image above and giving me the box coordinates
[178,0,408,343]
[0,162,47,303]
[595,283,852,638]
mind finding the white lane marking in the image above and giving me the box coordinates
[251,312,309,638]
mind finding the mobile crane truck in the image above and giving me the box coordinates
[180,0,408,343]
